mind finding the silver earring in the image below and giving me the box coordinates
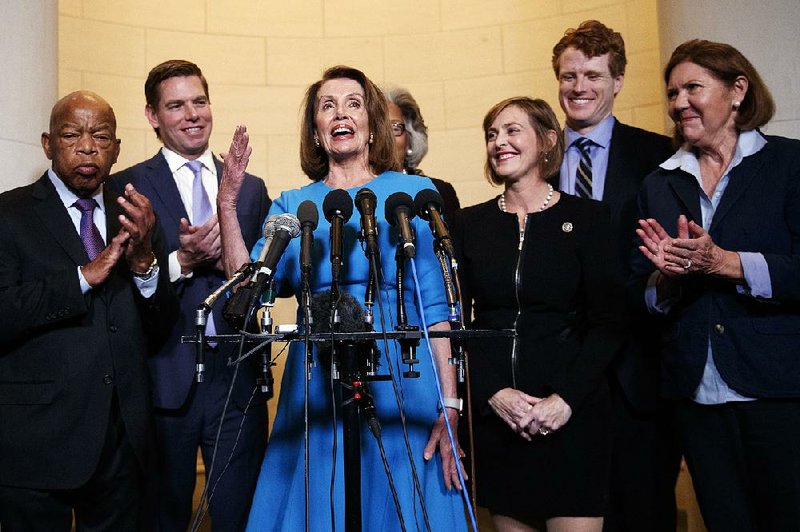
[406,148,413,155]
[543,151,550,164]
[313,133,320,148]
[369,132,374,144]
[732,101,741,110]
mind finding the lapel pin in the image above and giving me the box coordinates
[562,222,573,233]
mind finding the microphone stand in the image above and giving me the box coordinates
[300,251,313,532]
[395,245,420,378]
[433,241,463,374]
[195,262,256,382]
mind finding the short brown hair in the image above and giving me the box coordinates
[144,60,209,139]
[299,66,397,181]
[552,20,626,78]
[664,39,775,144]
[482,97,564,186]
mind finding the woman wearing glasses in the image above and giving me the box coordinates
[386,87,461,218]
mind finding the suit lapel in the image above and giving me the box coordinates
[31,174,90,266]
[143,152,189,226]
[710,146,766,231]
[666,171,703,223]
[603,120,631,212]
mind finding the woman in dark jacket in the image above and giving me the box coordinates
[454,96,624,531]
[631,39,800,532]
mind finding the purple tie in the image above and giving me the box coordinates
[187,160,213,225]
[73,198,105,260]
[185,160,218,343]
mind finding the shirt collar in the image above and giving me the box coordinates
[47,168,106,213]
[161,146,216,176]
[564,115,615,150]
[660,129,767,176]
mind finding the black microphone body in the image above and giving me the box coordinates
[322,189,354,292]
[414,189,455,259]
[222,214,300,328]
[297,200,319,275]
[355,188,379,257]
[385,192,416,259]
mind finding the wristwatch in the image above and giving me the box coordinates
[133,253,158,281]
[439,397,463,413]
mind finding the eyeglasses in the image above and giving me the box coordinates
[390,121,406,137]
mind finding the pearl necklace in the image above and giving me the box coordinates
[499,183,554,213]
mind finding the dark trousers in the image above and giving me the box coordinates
[151,354,268,532]
[604,384,681,532]
[675,399,800,532]
[0,395,144,532]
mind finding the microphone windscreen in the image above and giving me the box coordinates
[322,189,354,223]
[385,192,415,226]
[297,200,319,229]
[310,290,368,334]
[272,213,301,238]
[414,188,443,220]
[263,215,278,239]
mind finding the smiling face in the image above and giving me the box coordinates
[557,47,623,134]
[486,104,554,184]
[313,78,371,163]
[42,92,120,198]
[667,61,747,149]
[145,75,212,159]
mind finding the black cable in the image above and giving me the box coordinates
[371,415,407,532]
[328,288,341,532]
[189,336,245,532]
[301,281,312,532]
[370,251,432,532]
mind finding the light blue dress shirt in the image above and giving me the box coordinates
[560,115,615,199]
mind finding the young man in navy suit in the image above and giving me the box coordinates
[112,60,271,531]
[552,21,680,532]
[0,91,176,530]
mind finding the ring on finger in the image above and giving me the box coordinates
[538,427,551,436]
[684,259,692,270]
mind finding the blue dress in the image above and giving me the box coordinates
[246,171,468,531]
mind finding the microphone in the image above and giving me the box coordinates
[297,200,319,275]
[355,188,379,257]
[310,289,368,374]
[222,213,301,328]
[322,189,354,279]
[414,188,455,259]
[254,213,301,281]
[252,215,279,268]
[385,192,416,259]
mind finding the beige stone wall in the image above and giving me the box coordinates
[58,0,666,209]
[58,0,666,433]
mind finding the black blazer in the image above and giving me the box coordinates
[630,134,800,399]
[0,173,176,489]
[111,152,271,409]
[560,119,673,412]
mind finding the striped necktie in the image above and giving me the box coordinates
[574,137,593,199]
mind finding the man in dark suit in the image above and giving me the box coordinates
[0,91,176,530]
[552,21,680,531]
[110,60,270,531]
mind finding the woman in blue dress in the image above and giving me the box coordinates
[217,65,468,531]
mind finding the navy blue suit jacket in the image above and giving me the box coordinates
[560,119,673,412]
[111,152,271,409]
[630,133,800,399]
